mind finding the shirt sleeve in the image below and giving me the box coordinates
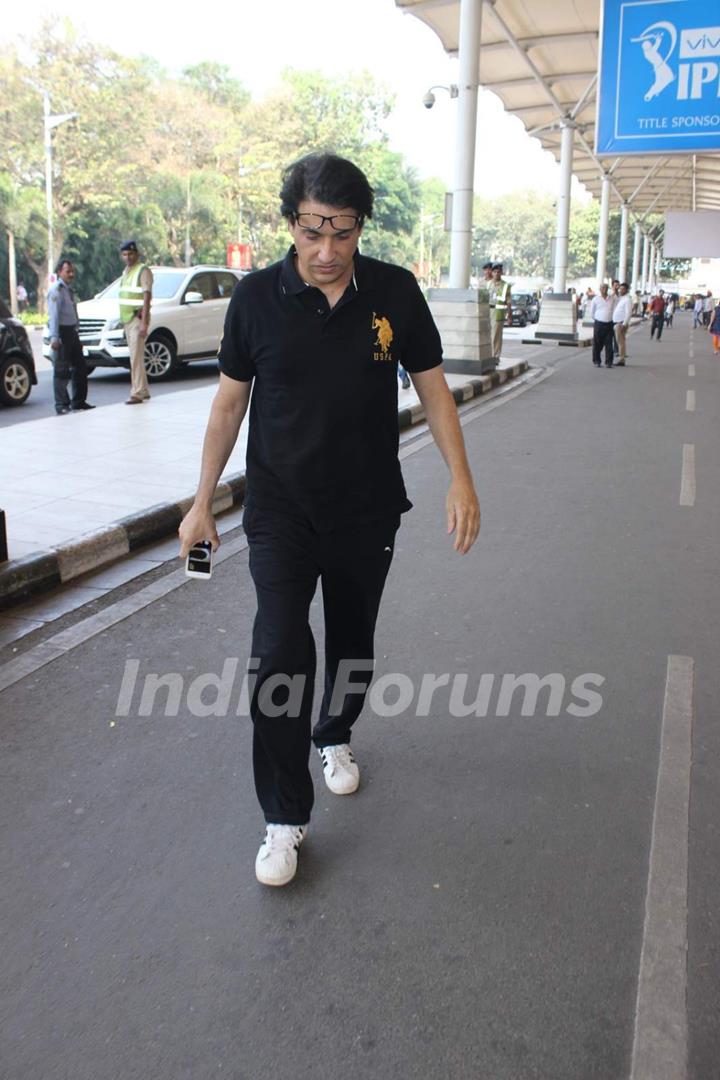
[217,282,255,382]
[401,274,443,373]
[47,288,60,338]
[140,267,153,293]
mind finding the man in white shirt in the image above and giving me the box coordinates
[590,283,616,367]
[693,294,704,328]
[613,283,632,366]
[703,292,714,327]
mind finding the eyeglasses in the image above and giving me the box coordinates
[294,213,362,233]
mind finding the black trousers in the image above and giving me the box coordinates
[592,320,614,366]
[243,506,400,825]
[650,313,664,340]
[53,326,88,409]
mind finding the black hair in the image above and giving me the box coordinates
[55,258,73,274]
[279,152,374,221]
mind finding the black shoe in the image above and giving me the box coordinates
[593,361,601,366]
[55,406,71,415]
[71,402,96,411]
[605,363,614,367]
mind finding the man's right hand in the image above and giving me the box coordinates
[51,338,60,351]
[178,504,220,559]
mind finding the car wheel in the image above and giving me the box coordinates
[0,356,32,406]
[144,333,177,381]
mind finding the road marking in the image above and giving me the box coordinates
[679,445,695,506]
[0,536,249,693]
[688,364,695,377]
[630,655,693,1080]
[686,390,695,412]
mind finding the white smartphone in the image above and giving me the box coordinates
[185,540,213,580]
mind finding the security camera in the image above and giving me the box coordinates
[423,91,436,110]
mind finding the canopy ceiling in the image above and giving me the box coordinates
[396,0,720,220]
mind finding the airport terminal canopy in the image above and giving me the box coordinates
[396,0,720,215]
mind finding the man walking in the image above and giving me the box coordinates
[590,283,616,367]
[178,153,480,887]
[613,282,632,366]
[649,289,666,340]
[487,262,511,362]
[118,240,153,404]
[47,259,94,414]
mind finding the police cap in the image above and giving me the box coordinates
[482,261,493,270]
[120,239,138,253]
[492,262,503,271]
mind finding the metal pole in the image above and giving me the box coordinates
[43,91,54,286]
[449,0,482,289]
[641,233,650,292]
[631,222,641,294]
[8,230,18,317]
[552,121,574,293]
[184,173,192,267]
[595,174,611,286]
[617,203,629,281]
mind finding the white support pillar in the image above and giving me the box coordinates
[617,203,629,282]
[655,244,662,288]
[552,121,574,293]
[448,0,482,289]
[631,222,642,294]
[641,233,650,291]
[648,242,656,292]
[595,174,611,286]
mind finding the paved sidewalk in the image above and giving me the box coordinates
[0,360,528,609]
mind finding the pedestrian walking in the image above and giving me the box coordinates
[16,282,28,312]
[664,295,675,327]
[118,240,153,405]
[649,290,666,340]
[178,152,480,888]
[590,283,616,367]
[487,261,511,362]
[613,282,632,365]
[693,294,704,328]
[703,292,714,328]
[709,301,720,355]
[47,259,94,414]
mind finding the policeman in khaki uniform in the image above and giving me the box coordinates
[487,261,511,362]
[118,240,153,404]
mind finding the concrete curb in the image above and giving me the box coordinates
[0,362,528,610]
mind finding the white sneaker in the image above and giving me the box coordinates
[318,744,360,795]
[255,824,308,887]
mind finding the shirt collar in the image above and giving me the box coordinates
[280,246,371,296]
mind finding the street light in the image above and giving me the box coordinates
[43,91,78,284]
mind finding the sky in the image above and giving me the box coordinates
[1,0,590,201]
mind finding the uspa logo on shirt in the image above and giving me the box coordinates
[372,313,394,361]
[597,0,720,153]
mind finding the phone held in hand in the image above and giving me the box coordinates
[185,540,213,580]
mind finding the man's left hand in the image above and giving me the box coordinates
[446,478,481,554]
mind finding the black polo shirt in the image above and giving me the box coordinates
[218,247,443,532]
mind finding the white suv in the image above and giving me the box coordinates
[44,265,244,381]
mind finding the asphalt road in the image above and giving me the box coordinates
[0,330,221,426]
[1,315,717,1079]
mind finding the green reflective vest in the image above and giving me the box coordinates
[119,263,149,324]
[489,279,511,321]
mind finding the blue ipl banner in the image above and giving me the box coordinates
[596,0,720,154]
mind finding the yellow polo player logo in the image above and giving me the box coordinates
[372,313,394,358]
